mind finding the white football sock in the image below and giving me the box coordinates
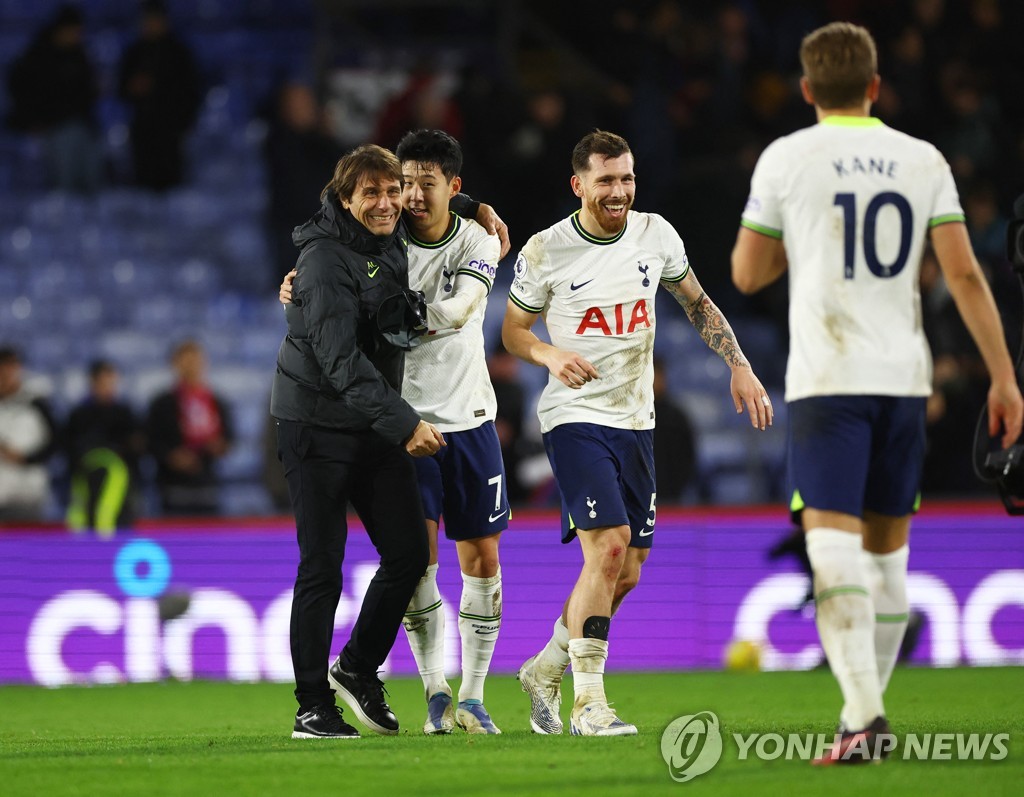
[865,545,910,693]
[568,637,608,706]
[806,528,884,730]
[535,616,570,673]
[458,569,501,703]
[402,563,449,698]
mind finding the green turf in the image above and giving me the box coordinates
[0,667,1020,796]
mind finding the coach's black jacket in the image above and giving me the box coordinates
[270,192,481,445]
[270,193,422,445]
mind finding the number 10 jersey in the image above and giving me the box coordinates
[741,116,964,401]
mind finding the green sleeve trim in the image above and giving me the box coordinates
[740,219,783,239]
[928,214,965,228]
[660,262,689,283]
[457,268,493,293]
[509,293,543,314]
[876,613,911,623]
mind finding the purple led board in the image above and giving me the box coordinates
[1,507,1020,684]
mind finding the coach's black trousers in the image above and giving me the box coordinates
[277,419,429,710]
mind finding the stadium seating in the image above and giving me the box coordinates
[0,1,786,519]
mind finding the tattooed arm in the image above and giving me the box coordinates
[661,270,773,430]
[662,270,749,367]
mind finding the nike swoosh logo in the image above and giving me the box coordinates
[638,528,654,537]
[367,265,379,278]
[489,510,508,523]
[570,279,594,291]
[474,628,499,635]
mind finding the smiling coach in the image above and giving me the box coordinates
[271,144,445,740]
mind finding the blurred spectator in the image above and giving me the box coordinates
[5,4,101,192]
[936,61,998,182]
[118,0,202,190]
[653,357,697,504]
[64,360,144,535]
[875,24,929,137]
[147,340,233,515]
[373,62,462,150]
[962,180,1008,270]
[487,344,529,505]
[502,88,582,237]
[0,347,57,522]
[265,82,339,283]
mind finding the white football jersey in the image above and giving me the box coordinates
[741,117,964,401]
[403,215,500,432]
[510,210,689,433]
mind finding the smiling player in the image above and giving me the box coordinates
[503,130,772,736]
[392,129,508,736]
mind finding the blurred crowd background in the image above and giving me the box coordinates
[0,0,1021,526]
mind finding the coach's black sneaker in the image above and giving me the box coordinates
[812,716,894,765]
[329,659,399,736]
[292,704,360,739]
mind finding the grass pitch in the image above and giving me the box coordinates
[1,667,1020,797]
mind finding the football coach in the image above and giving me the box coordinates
[272,144,444,740]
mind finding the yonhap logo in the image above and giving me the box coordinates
[660,711,723,783]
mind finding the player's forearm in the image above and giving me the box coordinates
[425,278,487,330]
[683,292,751,370]
[502,321,554,369]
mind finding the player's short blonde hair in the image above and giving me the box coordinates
[322,144,401,203]
[799,22,877,110]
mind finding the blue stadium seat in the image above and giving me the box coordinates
[176,258,222,296]
[25,333,71,371]
[235,327,282,367]
[99,329,171,369]
[220,483,274,516]
[26,260,88,299]
[125,366,173,412]
[209,365,272,404]
[0,0,62,22]
[56,366,90,410]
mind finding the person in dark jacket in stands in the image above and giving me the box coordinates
[64,360,145,536]
[5,4,101,192]
[271,144,447,741]
[147,340,233,516]
[118,0,202,190]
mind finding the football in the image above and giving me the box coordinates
[724,639,762,672]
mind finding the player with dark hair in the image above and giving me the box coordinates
[504,130,772,736]
[732,21,1023,764]
[391,128,507,735]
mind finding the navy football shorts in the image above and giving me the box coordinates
[542,422,657,548]
[788,395,926,520]
[414,420,509,540]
